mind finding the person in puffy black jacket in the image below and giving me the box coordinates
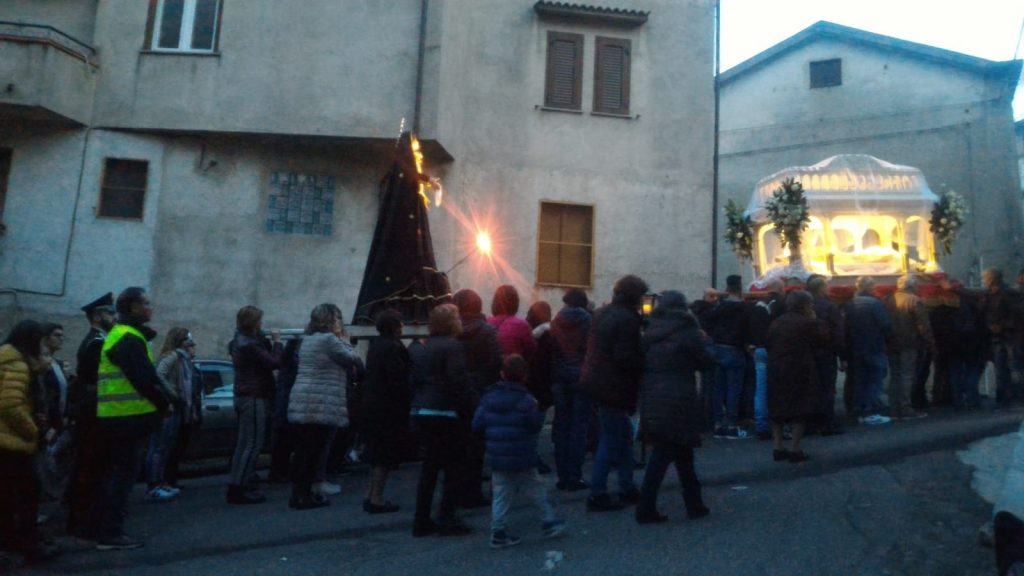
[635,291,714,524]
[581,275,647,512]
[409,304,473,537]
[452,289,499,508]
[541,288,592,491]
[472,355,565,546]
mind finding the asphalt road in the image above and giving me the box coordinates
[25,408,1023,576]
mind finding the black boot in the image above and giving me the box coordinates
[227,484,266,505]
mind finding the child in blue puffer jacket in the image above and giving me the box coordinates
[472,355,566,548]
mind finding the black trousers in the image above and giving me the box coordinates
[65,419,101,535]
[638,442,702,515]
[0,450,41,552]
[412,417,466,525]
[290,424,333,496]
[88,432,149,541]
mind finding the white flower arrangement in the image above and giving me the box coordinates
[763,178,811,255]
[724,199,754,261]
[929,189,967,255]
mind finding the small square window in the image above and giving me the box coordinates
[98,159,148,220]
[810,58,842,89]
[148,0,222,53]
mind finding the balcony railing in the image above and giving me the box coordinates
[0,20,96,65]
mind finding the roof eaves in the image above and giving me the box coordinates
[720,20,1022,86]
[533,1,649,27]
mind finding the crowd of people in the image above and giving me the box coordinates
[1,266,1023,563]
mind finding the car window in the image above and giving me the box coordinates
[198,363,234,398]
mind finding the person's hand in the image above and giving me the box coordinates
[839,361,848,373]
[270,329,281,344]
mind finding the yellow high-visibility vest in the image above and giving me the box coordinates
[96,324,157,418]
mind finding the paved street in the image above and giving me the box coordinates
[26,408,1023,576]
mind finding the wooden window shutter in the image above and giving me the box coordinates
[545,31,583,110]
[593,37,631,115]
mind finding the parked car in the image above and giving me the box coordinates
[184,359,240,462]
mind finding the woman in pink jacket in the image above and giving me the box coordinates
[488,285,536,361]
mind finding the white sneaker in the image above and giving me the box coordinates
[859,414,892,425]
[146,486,178,501]
[161,485,181,496]
[313,481,341,496]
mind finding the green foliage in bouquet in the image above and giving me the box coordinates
[763,177,811,251]
[724,199,754,261]
[929,189,967,255]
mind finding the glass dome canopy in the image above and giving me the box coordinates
[745,155,941,278]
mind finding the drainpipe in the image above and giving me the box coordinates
[413,0,429,134]
[2,126,92,299]
[710,0,721,288]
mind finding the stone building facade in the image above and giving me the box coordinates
[0,0,716,351]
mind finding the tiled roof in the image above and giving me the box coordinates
[720,21,1021,86]
[533,1,649,26]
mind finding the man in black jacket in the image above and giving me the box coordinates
[66,293,115,537]
[747,280,784,440]
[704,275,750,439]
[581,275,647,511]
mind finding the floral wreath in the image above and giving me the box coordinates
[929,188,967,255]
[724,199,754,261]
[763,177,811,250]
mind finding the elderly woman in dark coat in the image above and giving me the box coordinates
[767,290,829,463]
[635,291,715,524]
[360,309,409,514]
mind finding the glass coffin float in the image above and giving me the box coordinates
[745,155,940,278]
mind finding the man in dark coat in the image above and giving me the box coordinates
[581,274,647,512]
[636,291,714,524]
[452,289,500,508]
[806,275,845,435]
[66,293,114,538]
[982,268,1022,406]
[543,288,592,492]
[845,276,893,425]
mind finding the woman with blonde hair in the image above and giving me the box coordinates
[288,303,361,510]
[144,327,190,502]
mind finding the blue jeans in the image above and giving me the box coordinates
[145,411,181,486]
[853,352,888,416]
[753,348,769,433]
[589,407,635,497]
[552,380,590,484]
[713,345,746,427]
[950,357,983,408]
[992,341,1023,404]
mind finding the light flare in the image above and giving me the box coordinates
[476,231,492,256]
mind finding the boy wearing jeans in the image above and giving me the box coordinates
[472,355,566,548]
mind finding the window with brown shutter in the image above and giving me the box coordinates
[98,159,149,220]
[593,37,631,115]
[537,201,594,287]
[544,31,583,110]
